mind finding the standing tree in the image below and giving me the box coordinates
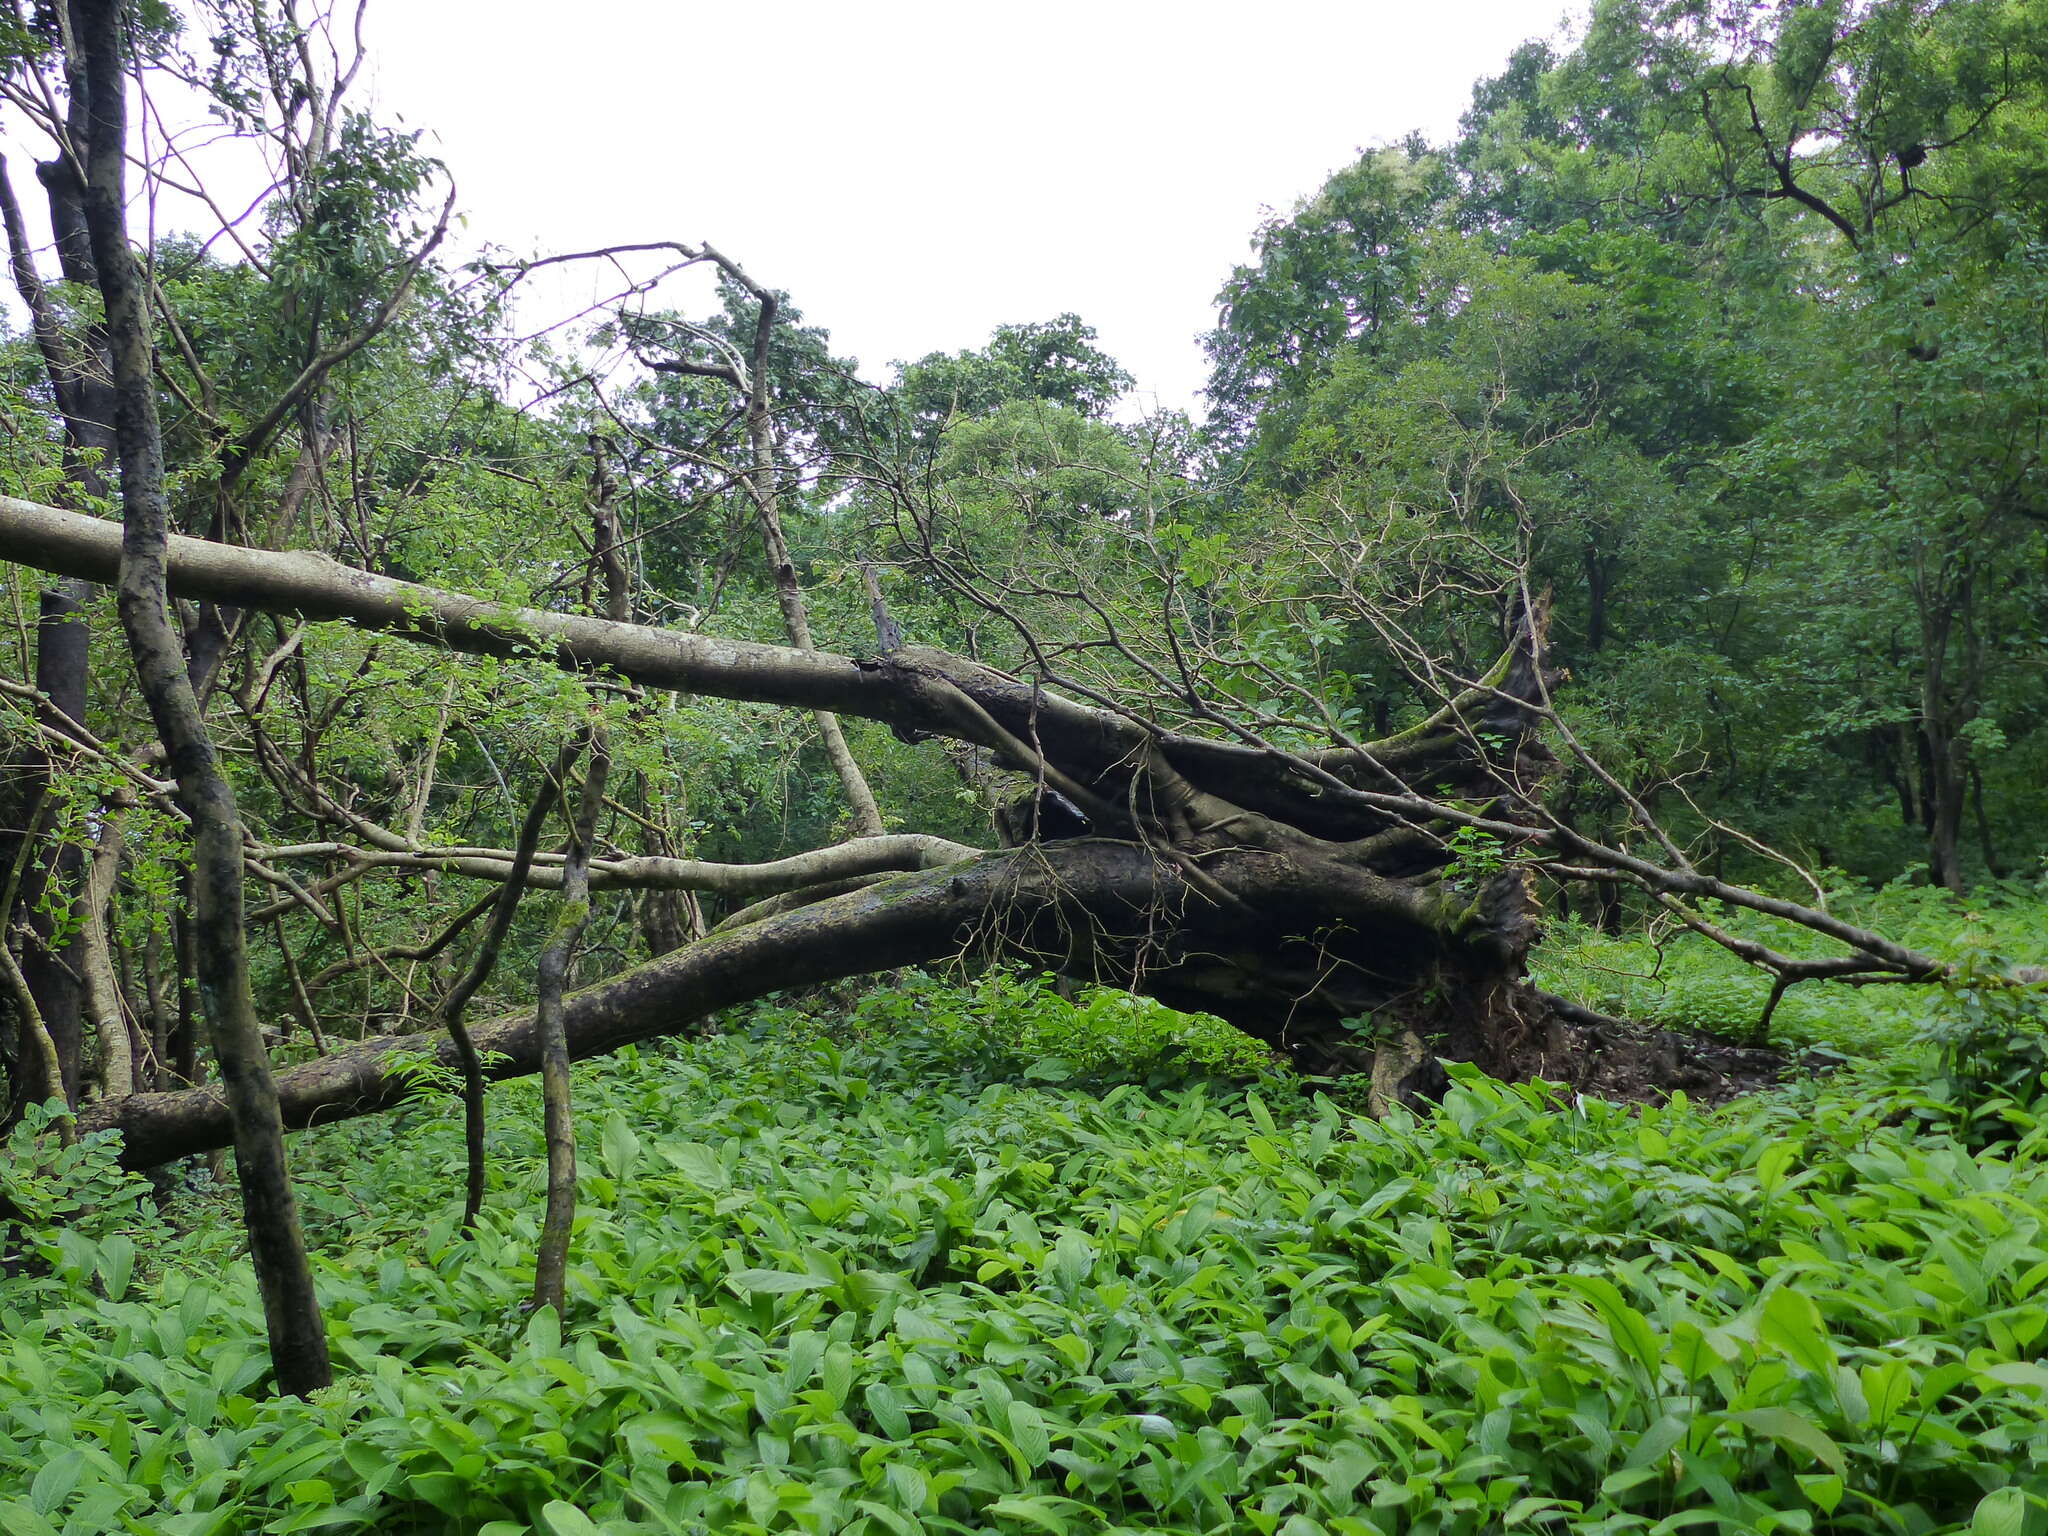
[0,0,452,1393]
[72,0,329,1397]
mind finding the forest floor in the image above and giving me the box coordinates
[2,883,2045,1535]
[1531,1014,1800,1106]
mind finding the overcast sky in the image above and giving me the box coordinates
[351,1,1580,415]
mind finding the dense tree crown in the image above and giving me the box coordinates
[1207,0,2048,893]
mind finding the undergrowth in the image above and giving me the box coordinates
[3,963,2048,1534]
[1533,878,2048,1057]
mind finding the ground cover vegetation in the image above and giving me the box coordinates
[7,966,2048,1534]
[1,0,2047,1529]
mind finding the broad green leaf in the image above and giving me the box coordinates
[525,1306,561,1356]
[1757,1141,1797,1197]
[1622,1414,1690,1471]
[1861,1359,1913,1426]
[729,1268,833,1295]
[1726,1407,1846,1475]
[28,1449,81,1515]
[1973,1487,2027,1536]
[539,1500,604,1536]
[98,1234,136,1302]
[988,1495,1075,1533]
[1978,1361,2048,1395]
[1007,1401,1052,1467]
[1797,1474,1844,1515]
[1758,1286,1836,1379]
[0,1501,59,1536]
[600,1115,642,1182]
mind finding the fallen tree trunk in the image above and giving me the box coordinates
[79,836,1548,1167]
[0,496,1501,843]
[5,496,1941,1167]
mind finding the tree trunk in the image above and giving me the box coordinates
[0,18,123,1114]
[532,731,607,1313]
[738,306,884,839]
[439,742,583,1233]
[76,0,329,1397]
[17,583,90,1105]
[79,833,1551,1166]
[1,938,69,1132]
[3,489,1943,1165]
[1970,764,2005,880]
[77,809,131,1098]
[1920,720,1967,894]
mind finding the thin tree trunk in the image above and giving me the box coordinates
[735,294,883,838]
[0,942,70,1139]
[1921,723,1967,894]
[274,923,329,1056]
[2,62,120,1112]
[441,741,583,1234]
[77,809,131,1097]
[77,0,329,1397]
[1970,764,2005,880]
[18,582,90,1105]
[1,786,49,1119]
[749,465,883,838]
[169,902,199,1086]
[140,922,171,1091]
[532,728,608,1315]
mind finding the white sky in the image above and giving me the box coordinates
[354,0,1580,415]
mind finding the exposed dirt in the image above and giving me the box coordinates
[1356,984,1830,1116]
[1510,1008,1823,1109]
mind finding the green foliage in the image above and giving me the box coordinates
[895,314,1134,444]
[1442,826,1509,887]
[1534,883,2048,1057]
[1913,956,2048,1149]
[13,976,2048,1532]
[11,4,2048,1527]
[742,967,1282,1090]
[1197,0,2048,890]
[0,1101,156,1281]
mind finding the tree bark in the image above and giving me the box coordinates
[0,940,70,1137]
[0,488,1947,1152]
[77,810,131,1098]
[1,131,114,1114]
[76,0,329,1397]
[78,833,1552,1167]
[17,583,90,1106]
[0,495,1484,841]
[736,287,885,838]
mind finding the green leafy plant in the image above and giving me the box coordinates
[10,971,2048,1533]
[1441,824,1508,886]
[1914,954,2048,1147]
